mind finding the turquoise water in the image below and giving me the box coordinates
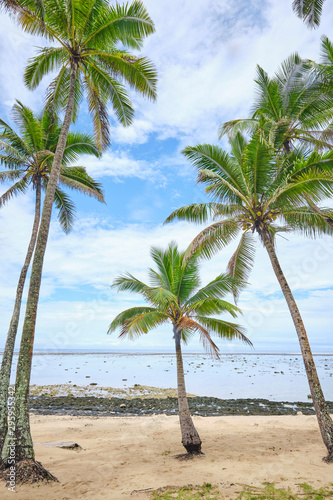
[5,352,333,402]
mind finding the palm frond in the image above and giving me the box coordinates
[0,176,29,207]
[112,273,150,296]
[186,219,240,260]
[108,306,162,334]
[24,47,68,90]
[59,167,104,202]
[292,0,325,28]
[119,310,168,339]
[227,232,256,302]
[197,316,252,347]
[178,317,220,359]
[218,118,259,139]
[164,203,218,225]
[53,187,76,233]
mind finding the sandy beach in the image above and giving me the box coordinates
[1,413,332,499]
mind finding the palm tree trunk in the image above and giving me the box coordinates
[174,325,202,454]
[0,180,41,458]
[263,231,333,462]
[1,61,78,469]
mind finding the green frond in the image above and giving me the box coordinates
[96,52,157,101]
[252,65,282,122]
[182,144,249,201]
[197,316,252,347]
[108,306,161,334]
[83,0,155,47]
[11,101,44,153]
[227,232,256,302]
[281,206,333,237]
[164,203,217,225]
[186,273,242,304]
[59,130,101,163]
[178,317,220,359]
[59,167,104,202]
[24,47,68,90]
[53,187,76,233]
[320,35,333,66]
[119,310,168,339]
[245,134,276,200]
[0,169,25,183]
[0,176,29,207]
[112,273,150,296]
[45,66,82,122]
[292,0,325,28]
[186,219,240,260]
[218,118,259,139]
[82,71,110,151]
[144,287,178,307]
[184,298,240,317]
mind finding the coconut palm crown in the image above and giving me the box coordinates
[165,133,333,461]
[219,53,333,154]
[0,101,104,230]
[109,241,251,453]
[21,0,157,150]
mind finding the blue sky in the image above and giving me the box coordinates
[1,0,333,354]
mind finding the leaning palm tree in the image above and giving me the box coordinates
[166,133,333,462]
[0,101,103,456]
[292,0,326,28]
[108,242,251,454]
[1,0,156,477]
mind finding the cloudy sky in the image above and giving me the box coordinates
[1,0,333,354]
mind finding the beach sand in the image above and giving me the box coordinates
[1,414,332,499]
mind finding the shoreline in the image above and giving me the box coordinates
[27,384,333,417]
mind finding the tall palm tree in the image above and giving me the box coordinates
[292,0,326,28]
[108,242,251,454]
[0,101,103,456]
[1,0,156,476]
[165,134,333,462]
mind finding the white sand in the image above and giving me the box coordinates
[1,414,332,499]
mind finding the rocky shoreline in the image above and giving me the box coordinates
[29,394,333,417]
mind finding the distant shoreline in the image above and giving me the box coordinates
[2,351,333,356]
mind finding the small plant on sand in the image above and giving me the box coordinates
[237,482,333,499]
[109,241,251,454]
[152,483,220,499]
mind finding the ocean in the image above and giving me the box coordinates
[6,352,333,402]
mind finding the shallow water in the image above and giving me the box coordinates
[6,352,333,402]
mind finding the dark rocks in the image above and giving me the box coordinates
[28,395,333,417]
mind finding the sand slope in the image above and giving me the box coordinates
[1,414,332,499]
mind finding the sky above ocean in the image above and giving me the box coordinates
[1,0,333,354]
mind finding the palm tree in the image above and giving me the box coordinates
[219,54,333,154]
[220,53,333,230]
[1,0,156,476]
[0,101,103,456]
[165,134,333,462]
[292,0,326,28]
[108,242,251,454]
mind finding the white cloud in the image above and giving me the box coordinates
[79,150,164,182]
